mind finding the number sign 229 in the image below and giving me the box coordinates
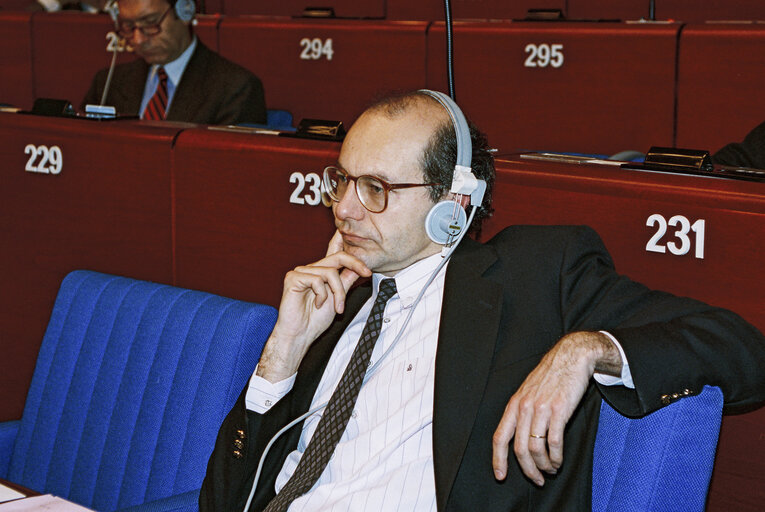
[25,144,63,175]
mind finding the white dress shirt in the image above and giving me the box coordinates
[245,253,634,510]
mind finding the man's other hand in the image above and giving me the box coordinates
[491,331,621,486]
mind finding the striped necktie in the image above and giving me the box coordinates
[143,67,168,120]
[263,278,398,512]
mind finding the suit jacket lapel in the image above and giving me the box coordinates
[433,238,503,510]
[167,41,209,122]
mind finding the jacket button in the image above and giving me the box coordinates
[233,439,244,450]
[232,449,243,459]
[683,389,691,396]
[661,394,671,405]
[236,429,246,439]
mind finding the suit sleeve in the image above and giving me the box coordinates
[557,226,765,417]
[213,71,266,126]
[712,119,765,170]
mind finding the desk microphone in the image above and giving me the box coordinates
[84,0,125,118]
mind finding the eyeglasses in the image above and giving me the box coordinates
[323,165,437,213]
[116,5,172,38]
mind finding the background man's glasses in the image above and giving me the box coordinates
[116,5,172,38]
[323,165,436,213]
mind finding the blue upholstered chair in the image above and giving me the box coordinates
[593,385,723,512]
[0,270,277,512]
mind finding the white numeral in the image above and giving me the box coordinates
[524,43,564,68]
[645,214,705,259]
[300,38,334,60]
[289,172,323,206]
[105,31,128,52]
[24,144,63,175]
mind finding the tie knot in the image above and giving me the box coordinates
[156,66,167,82]
[376,278,397,304]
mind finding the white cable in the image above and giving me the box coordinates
[242,205,478,512]
[100,49,119,106]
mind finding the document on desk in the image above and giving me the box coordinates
[0,495,94,511]
[0,483,24,504]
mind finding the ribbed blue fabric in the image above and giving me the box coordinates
[5,270,277,511]
[592,385,723,512]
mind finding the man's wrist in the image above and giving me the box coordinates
[255,332,308,383]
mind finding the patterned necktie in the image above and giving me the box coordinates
[143,67,168,120]
[263,278,398,512]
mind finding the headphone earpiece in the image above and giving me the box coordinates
[425,200,467,245]
[174,0,195,22]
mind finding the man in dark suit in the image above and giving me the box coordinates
[200,91,765,511]
[80,0,265,125]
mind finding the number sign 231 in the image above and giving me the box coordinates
[645,214,705,259]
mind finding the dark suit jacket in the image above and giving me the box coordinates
[81,41,266,125]
[200,225,765,511]
[713,119,765,170]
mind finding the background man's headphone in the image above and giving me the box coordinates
[106,0,196,23]
[418,89,487,246]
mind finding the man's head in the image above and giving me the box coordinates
[115,0,193,65]
[331,91,495,276]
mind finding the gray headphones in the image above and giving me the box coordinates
[107,0,195,23]
[418,89,486,245]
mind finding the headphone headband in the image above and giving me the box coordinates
[418,89,472,171]
[418,89,485,208]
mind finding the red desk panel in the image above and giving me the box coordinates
[0,0,32,10]
[173,128,340,307]
[427,21,678,155]
[0,113,181,421]
[30,12,218,111]
[222,0,384,18]
[569,0,765,22]
[659,0,765,22]
[0,12,34,110]
[387,0,565,22]
[486,154,764,511]
[31,12,138,108]
[218,18,428,127]
[676,23,765,154]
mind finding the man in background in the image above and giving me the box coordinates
[81,0,265,125]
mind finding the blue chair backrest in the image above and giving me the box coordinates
[593,385,723,512]
[7,270,277,511]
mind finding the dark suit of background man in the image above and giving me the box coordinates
[200,91,765,511]
[81,0,266,125]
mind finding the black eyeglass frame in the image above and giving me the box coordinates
[116,5,173,39]
[323,165,438,213]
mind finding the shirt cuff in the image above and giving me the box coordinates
[244,363,296,414]
[593,331,634,389]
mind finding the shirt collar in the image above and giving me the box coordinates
[151,36,197,86]
[372,252,448,309]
